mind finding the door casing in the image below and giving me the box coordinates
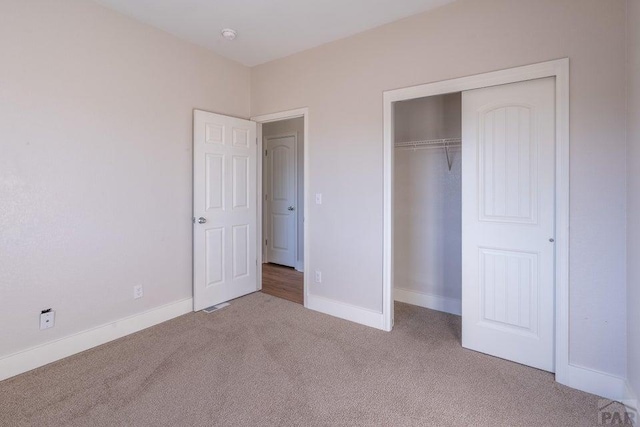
[382,59,570,386]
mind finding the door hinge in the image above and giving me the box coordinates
[265,239,268,246]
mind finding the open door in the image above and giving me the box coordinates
[193,110,258,311]
[461,78,556,372]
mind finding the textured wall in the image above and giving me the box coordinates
[0,0,250,357]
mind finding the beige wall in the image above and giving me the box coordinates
[0,0,250,357]
[627,0,640,402]
[251,0,628,377]
[262,118,305,269]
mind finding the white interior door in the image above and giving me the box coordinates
[193,110,257,311]
[461,77,556,372]
[265,135,297,267]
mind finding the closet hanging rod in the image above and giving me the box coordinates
[394,137,461,149]
[394,137,461,171]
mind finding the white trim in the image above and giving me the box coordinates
[306,294,384,329]
[394,288,461,316]
[263,132,298,268]
[0,298,192,381]
[383,59,575,387]
[256,122,264,289]
[295,260,304,272]
[251,108,310,307]
[383,88,395,332]
[553,59,571,388]
[560,364,629,401]
[252,108,308,123]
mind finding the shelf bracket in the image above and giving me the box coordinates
[444,140,453,171]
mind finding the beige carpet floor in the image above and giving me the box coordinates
[0,293,618,426]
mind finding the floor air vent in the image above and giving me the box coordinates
[202,303,230,313]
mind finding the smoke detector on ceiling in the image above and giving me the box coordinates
[221,28,237,41]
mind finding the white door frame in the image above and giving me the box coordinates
[383,59,571,385]
[252,108,309,307]
[263,132,298,267]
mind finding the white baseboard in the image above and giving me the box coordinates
[556,363,629,402]
[394,287,461,316]
[3,293,633,413]
[295,260,304,272]
[306,294,384,330]
[0,298,193,382]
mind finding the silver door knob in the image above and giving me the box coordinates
[288,206,295,211]
[198,217,207,224]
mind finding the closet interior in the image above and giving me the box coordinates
[393,92,463,316]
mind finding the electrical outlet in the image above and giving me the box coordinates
[133,285,144,299]
[315,270,322,283]
[40,309,55,330]
[315,193,322,204]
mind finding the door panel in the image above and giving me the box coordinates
[232,155,249,209]
[194,110,257,311]
[232,224,249,279]
[205,227,224,287]
[462,77,555,372]
[478,248,538,333]
[266,135,297,267]
[205,154,224,211]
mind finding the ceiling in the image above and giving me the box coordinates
[94,0,455,66]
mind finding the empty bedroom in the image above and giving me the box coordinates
[1,0,639,425]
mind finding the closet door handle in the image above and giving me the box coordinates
[288,206,295,211]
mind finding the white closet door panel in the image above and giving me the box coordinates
[462,77,555,372]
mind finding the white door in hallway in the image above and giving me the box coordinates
[193,110,257,311]
[265,134,297,267]
[461,77,556,372]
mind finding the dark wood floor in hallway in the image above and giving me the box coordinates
[261,263,303,305]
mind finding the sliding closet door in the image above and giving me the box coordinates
[461,78,556,372]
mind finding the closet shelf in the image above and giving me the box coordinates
[394,137,461,171]
[394,137,461,150]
